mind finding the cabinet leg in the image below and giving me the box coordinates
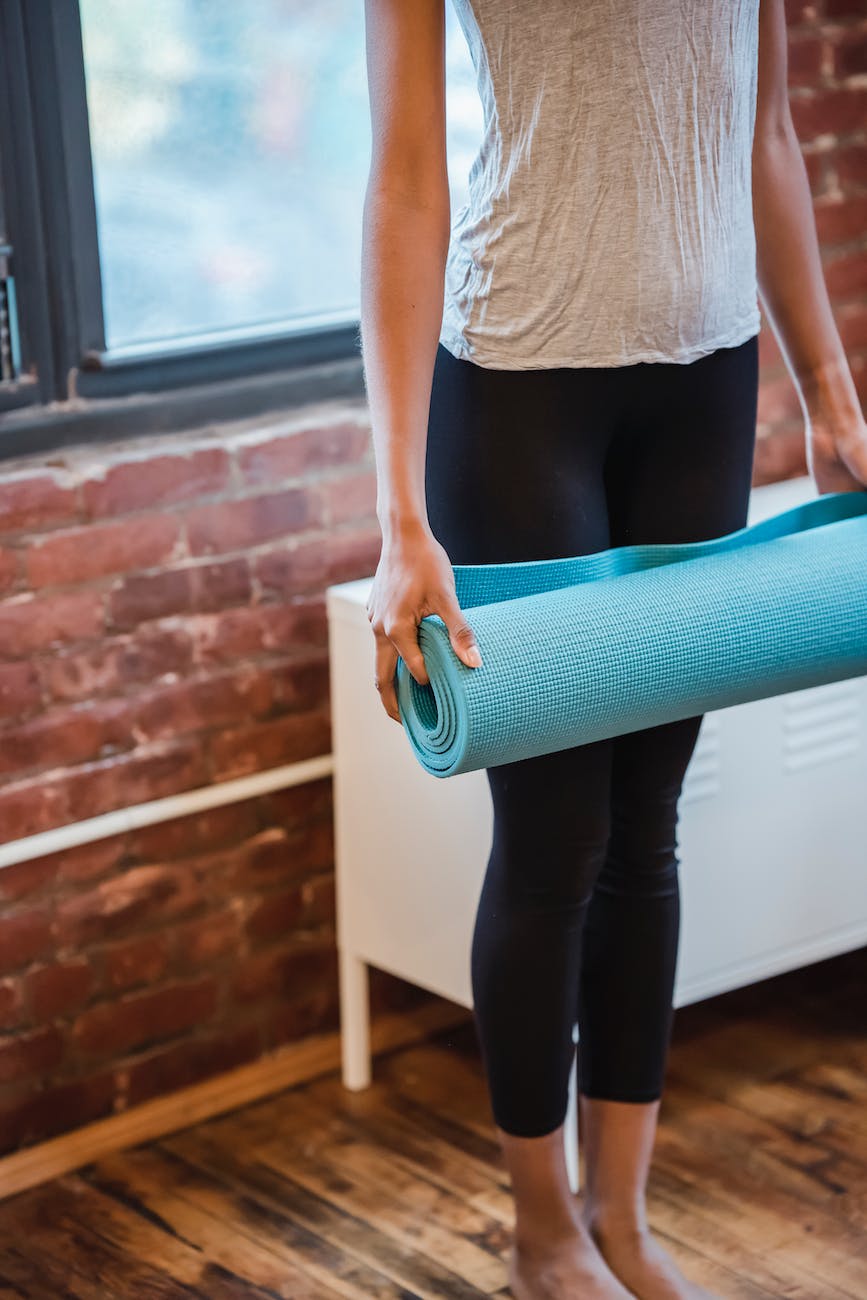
[564,1029,580,1195]
[339,947,371,1090]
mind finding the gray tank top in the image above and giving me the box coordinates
[440,0,762,369]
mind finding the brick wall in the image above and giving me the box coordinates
[0,0,864,1158]
[755,0,867,481]
[0,407,436,1155]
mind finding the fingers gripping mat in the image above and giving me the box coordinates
[395,490,867,778]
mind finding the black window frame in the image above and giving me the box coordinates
[0,0,365,461]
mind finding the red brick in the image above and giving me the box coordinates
[268,655,330,714]
[130,668,273,743]
[790,87,867,143]
[757,322,785,371]
[814,193,867,245]
[186,489,316,558]
[107,559,252,632]
[266,983,340,1049]
[0,1071,116,1155]
[0,779,73,840]
[317,470,378,528]
[224,817,334,893]
[0,473,78,537]
[0,856,57,903]
[222,829,305,892]
[0,979,24,1029]
[825,0,867,17]
[102,934,171,992]
[823,247,867,297]
[128,800,257,862]
[209,710,331,781]
[255,528,380,599]
[0,547,19,594]
[56,863,202,947]
[54,836,128,886]
[325,529,382,586]
[173,907,243,970]
[0,909,53,976]
[73,977,218,1057]
[784,0,818,23]
[756,374,805,427]
[57,739,209,825]
[0,590,104,657]
[245,888,306,943]
[0,699,134,780]
[833,30,867,78]
[25,959,94,1020]
[118,1024,260,1109]
[835,142,867,189]
[234,419,370,486]
[187,609,268,663]
[26,514,182,589]
[836,302,867,351]
[108,567,194,630]
[45,624,195,703]
[262,776,333,828]
[259,598,328,653]
[231,940,337,1004]
[0,660,42,720]
[753,429,809,487]
[787,35,824,85]
[297,874,336,928]
[189,599,329,666]
[190,557,253,610]
[81,447,231,519]
[0,1025,63,1084]
[802,147,828,197]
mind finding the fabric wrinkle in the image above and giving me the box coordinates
[440,0,762,369]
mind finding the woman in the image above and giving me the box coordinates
[359,2,867,1297]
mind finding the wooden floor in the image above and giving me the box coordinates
[0,947,865,1299]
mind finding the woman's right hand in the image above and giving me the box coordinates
[365,519,483,723]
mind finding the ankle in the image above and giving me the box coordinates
[514,1211,585,1257]
[582,1198,649,1240]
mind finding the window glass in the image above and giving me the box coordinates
[79,0,482,352]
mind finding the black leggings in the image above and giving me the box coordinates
[424,333,760,1138]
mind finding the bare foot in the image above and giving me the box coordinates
[580,1205,721,1300]
[508,1223,637,1299]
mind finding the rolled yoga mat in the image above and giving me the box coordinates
[395,488,867,778]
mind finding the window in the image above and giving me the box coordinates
[0,0,481,456]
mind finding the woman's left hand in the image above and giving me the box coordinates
[805,402,867,495]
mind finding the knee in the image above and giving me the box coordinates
[595,800,680,898]
[488,815,612,912]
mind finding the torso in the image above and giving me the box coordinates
[440,0,762,369]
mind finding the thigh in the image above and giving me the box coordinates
[603,332,759,547]
[424,343,624,881]
[603,333,760,817]
[425,342,620,564]
[483,736,614,908]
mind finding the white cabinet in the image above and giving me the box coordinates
[327,476,867,1191]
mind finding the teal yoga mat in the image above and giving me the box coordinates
[395,489,867,778]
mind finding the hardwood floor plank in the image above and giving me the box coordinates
[162,1129,497,1299]
[0,949,862,1297]
[209,1093,508,1290]
[82,1151,391,1300]
[0,1182,199,1299]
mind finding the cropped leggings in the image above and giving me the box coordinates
[424,332,760,1138]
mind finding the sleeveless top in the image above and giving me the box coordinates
[439,0,762,369]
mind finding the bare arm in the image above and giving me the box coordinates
[361,0,483,723]
[361,0,451,537]
[752,0,867,490]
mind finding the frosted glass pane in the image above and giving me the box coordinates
[79,0,482,352]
